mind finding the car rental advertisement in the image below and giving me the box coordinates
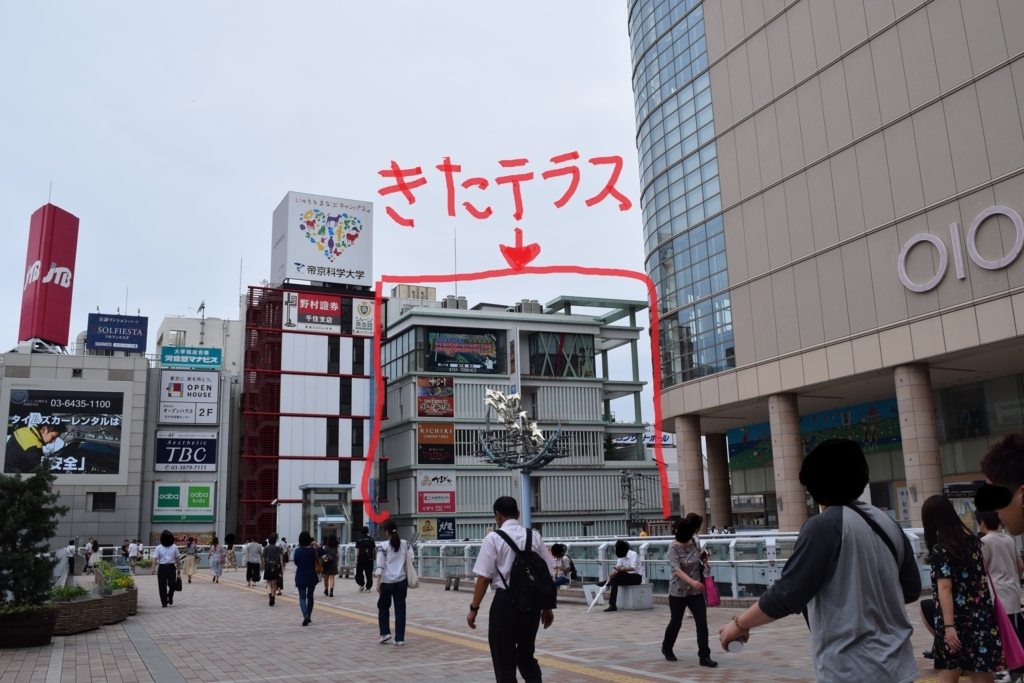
[3,382,126,475]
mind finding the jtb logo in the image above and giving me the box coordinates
[23,261,73,290]
[898,206,1024,292]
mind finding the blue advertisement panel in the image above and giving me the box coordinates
[85,314,148,352]
[437,517,457,540]
[727,398,901,470]
[160,346,222,369]
[155,431,217,472]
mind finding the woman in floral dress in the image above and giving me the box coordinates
[923,495,1003,682]
[224,534,238,571]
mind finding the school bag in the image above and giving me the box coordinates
[568,556,580,582]
[495,528,557,612]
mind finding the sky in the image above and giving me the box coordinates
[0,2,654,420]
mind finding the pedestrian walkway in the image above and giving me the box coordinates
[0,566,954,682]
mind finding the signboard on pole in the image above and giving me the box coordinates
[417,423,455,465]
[159,370,219,424]
[152,483,215,522]
[417,470,456,514]
[353,299,376,337]
[86,314,148,352]
[155,431,217,472]
[417,518,437,541]
[160,346,222,369]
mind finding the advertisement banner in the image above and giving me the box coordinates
[160,346,222,369]
[416,377,454,418]
[86,314,148,352]
[417,423,455,465]
[152,483,215,522]
[155,432,217,472]
[271,191,374,286]
[508,327,521,395]
[19,204,79,347]
[149,531,215,546]
[282,291,341,333]
[417,470,456,514]
[4,387,124,474]
[417,518,437,541]
[437,517,456,541]
[353,299,375,337]
[159,370,218,424]
[426,330,499,374]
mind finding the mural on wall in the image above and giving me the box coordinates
[727,398,902,470]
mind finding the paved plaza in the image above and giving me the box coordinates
[1,568,951,683]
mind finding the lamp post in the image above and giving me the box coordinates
[476,389,565,528]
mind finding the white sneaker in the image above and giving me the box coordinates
[379,634,391,644]
[394,641,404,646]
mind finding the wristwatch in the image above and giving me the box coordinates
[469,604,480,612]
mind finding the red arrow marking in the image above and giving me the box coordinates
[499,227,541,271]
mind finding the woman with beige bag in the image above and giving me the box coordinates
[375,520,417,646]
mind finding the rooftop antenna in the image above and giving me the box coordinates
[197,300,206,345]
[454,225,458,299]
[125,286,129,314]
[238,259,243,299]
[48,181,52,204]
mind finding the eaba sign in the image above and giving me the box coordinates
[19,204,80,347]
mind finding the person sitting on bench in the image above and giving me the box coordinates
[600,540,643,612]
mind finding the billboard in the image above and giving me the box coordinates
[426,330,499,374]
[416,377,454,418]
[417,470,456,514]
[19,204,80,346]
[155,431,217,472]
[159,370,219,424]
[437,517,456,541]
[271,191,373,286]
[152,483,215,522]
[353,299,376,336]
[2,381,128,477]
[86,314,148,352]
[282,291,341,333]
[160,346,222,369]
[417,423,455,465]
[727,398,901,469]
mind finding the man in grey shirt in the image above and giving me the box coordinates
[718,439,921,683]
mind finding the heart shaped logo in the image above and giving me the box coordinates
[298,208,363,263]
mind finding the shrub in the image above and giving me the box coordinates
[50,585,90,601]
[135,558,152,568]
[0,463,69,608]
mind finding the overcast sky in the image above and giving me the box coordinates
[0,2,654,420]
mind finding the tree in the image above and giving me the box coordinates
[0,464,69,608]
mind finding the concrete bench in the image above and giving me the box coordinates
[338,565,355,578]
[445,573,475,591]
[618,583,653,610]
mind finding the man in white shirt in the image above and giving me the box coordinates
[127,539,140,574]
[600,539,644,612]
[467,496,554,683]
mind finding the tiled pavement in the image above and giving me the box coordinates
[0,567,958,683]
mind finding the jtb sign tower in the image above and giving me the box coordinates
[19,204,80,347]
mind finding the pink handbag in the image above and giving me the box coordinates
[703,575,721,607]
[985,560,1024,670]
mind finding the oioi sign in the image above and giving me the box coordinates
[898,206,1024,293]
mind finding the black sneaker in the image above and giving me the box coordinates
[699,658,718,668]
[603,605,618,612]
[662,649,677,661]
[923,651,934,660]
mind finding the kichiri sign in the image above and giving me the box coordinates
[898,206,1024,292]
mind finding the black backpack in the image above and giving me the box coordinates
[495,529,557,612]
[568,557,580,582]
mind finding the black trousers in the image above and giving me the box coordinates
[663,594,710,658]
[246,562,261,583]
[355,559,374,589]
[157,564,177,606]
[488,590,543,683]
[608,572,642,607]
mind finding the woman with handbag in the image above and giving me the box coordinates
[292,530,326,626]
[151,530,182,608]
[263,533,284,606]
[375,520,415,646]
[224,534,238,572]
[182,537,199,584]
[923,495,1003,682]
[662,514,717,667]
[322,535,339,597]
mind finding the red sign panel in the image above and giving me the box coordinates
[19,204,80,346]
[286,291,341,332]
[417,491,455,514]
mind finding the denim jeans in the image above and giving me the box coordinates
[553,576,570,587]
[378,579,408,642]
[297,585,315,619]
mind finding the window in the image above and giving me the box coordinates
[326,418,339,457]
[352,418,364,458]
[339,378,352,416]
[88,492,116,512]
[352,340,365,376]
[327,337,340,374]
[338,459,351,485]
[528,332,595,378]
[166,330,186,347]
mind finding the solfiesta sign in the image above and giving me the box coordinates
[898,206,1024,292]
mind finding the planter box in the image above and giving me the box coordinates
[53,597,104,635]
[0,607,58,648]
[126,588,138,616]
[100,591,129,625]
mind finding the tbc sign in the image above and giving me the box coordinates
[898,206,1024,292]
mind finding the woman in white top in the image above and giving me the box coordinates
[151,530,181,607]
[65,540,76,581]
[551,544,571,587]
[375,520,413,646]
[977,510,1024,639]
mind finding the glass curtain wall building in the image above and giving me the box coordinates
[629,0,734,389]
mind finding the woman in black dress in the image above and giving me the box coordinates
[322,535,339,597]
[923,495,1003,682]
[263,532,284,607]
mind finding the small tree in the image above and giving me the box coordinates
[0,464,69,610]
